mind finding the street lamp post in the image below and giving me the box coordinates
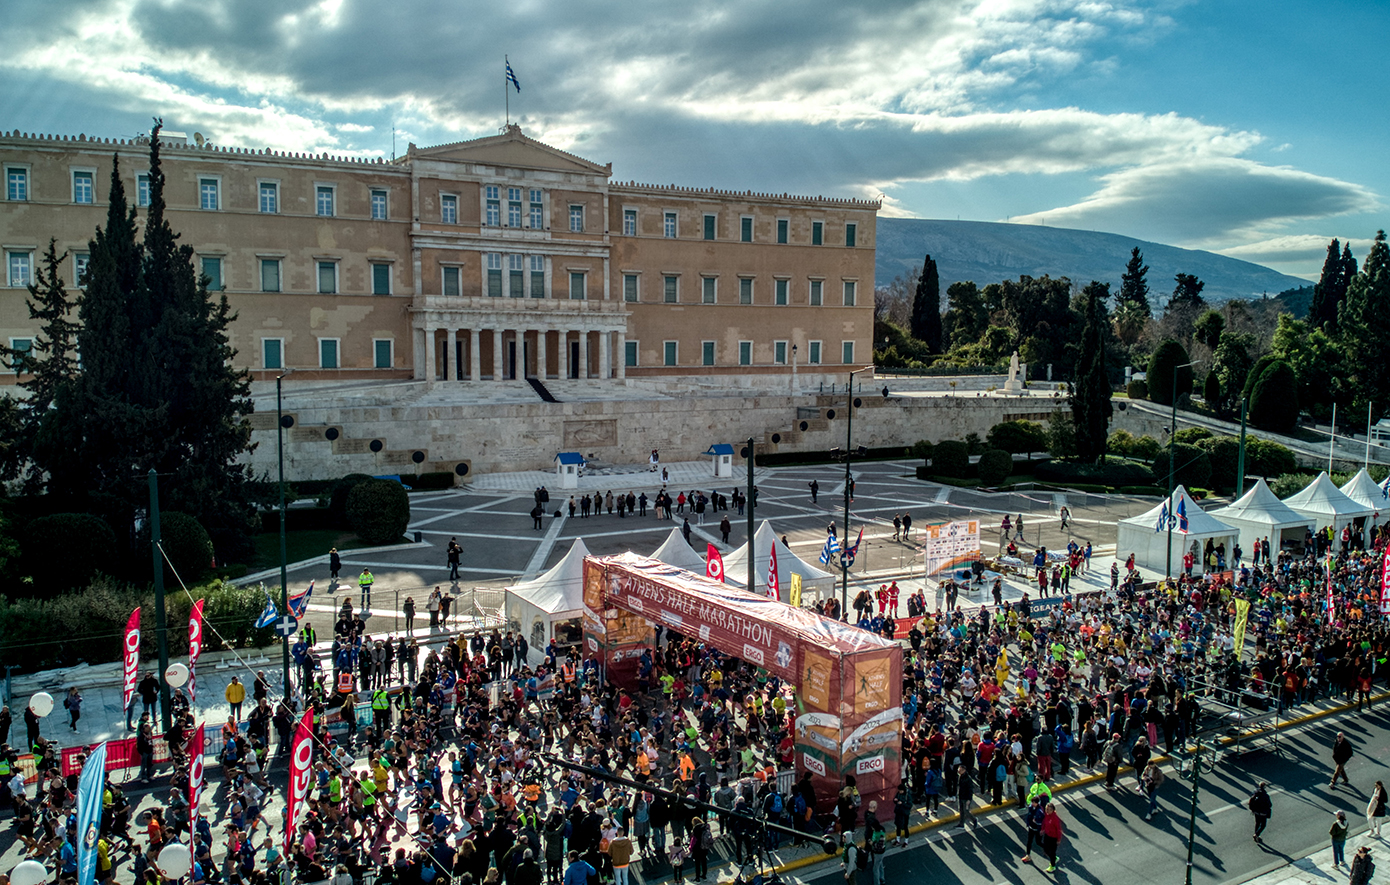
[1166,360,1200,579]
[276,371,294,704]
[147,469,171,734]
[1183,736,1213,885]
[840,367,867,619]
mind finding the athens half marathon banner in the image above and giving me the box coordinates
[923,519,981,577]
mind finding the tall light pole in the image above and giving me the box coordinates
[1166,360,1200,579]
[1183,735,1213,885]
[745,436,756,594]
[147,469,171,734]
[276,371,294,703]
[840,367,867,619]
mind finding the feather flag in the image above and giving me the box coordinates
[767,543,780,599]
[706,544,725,583]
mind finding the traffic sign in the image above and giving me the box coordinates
[274,616,299,637]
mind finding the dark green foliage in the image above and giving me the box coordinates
[1339,231,1390,416]
[1169,273,1206,310]
[1126,379,1148,400]
[910,254,943,353]
[1203,371,1220,405]
[1308,238,1356,333]
[1046,411,1077,459]
[1147,340,1194,406]
[941,281,989,349]
[1243,354,1278,401]
[873,318,937,369]
[1130,435,1163,461]
[21,513,118,596]
[977,449,1013,485]
[1033,459,1153,486]
[1151,443,1212,490]
[1117,247,1151,317]
[1245,438,1298,477]
[408,472,456,491]
[1248,359,1300,433]
[1211,332,1255,416]
[1071,281,1113,463]
[330,473,375,526]
[915,465,933,481]
[931,440,970,478]
[983,275,1076,378]
[1172,427,1212,446]
[346,479,411,544]
[1107,430,1138,457]
[964,432,985,455]
[986,420,1047,454]
[156,511,214,584]
[908,440,934,463]
[1192,310,1225,350]
[1199,436,1241,491]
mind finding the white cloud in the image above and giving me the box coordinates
[1217,234,1379,279]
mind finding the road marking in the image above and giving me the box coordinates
[521,512,569,577]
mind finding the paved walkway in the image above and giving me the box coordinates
[1241,836,1386,885]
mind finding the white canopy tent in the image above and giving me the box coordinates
[649,528,709,573]
[1282,471,1373,533]
[1339,468,1389,513]
[505,538,590,664]
[1116,486,1239,577]
[723,519,836,602]
[1210,478,1314,553]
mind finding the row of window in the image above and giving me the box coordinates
[3,165,391,219]
[260,337,394,371]
[625,339,855,368]
[620,209,856,246]
[622,273,856,306]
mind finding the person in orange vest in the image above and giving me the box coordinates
[560,659,577,685]
[679,750,696,783]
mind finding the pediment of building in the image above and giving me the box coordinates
[412,125,610,175]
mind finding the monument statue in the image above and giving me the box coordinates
[1003,350,1025,394]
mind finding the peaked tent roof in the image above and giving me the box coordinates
[1339,468,1390,510]
[1211,478,1316,529]
[507,538,591,615]
[1117,485,1238,537]
[723,520,833,594]
[1282,471,1374,519]
[649,528,709,573]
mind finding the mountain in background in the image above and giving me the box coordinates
[876,218,1310,304]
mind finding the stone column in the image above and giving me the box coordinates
[469,329,481,381]
[559,330,569,380]
[536,329,547,380]
[445,329,457,381]
[616,330,626,380]
[493,329,504,381]
[599,330,611,380]
[425,326,437,383]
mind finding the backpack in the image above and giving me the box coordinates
[699,826,714,851]
[769,793,784,815]
[791,794,807,817]
[855,845,869,870]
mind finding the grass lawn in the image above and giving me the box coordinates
[249,529,368,570]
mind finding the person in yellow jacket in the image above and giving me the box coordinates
[225,676,246,720]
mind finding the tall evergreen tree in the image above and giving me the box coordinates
[1309,238,1352,332]
[1071,281,1113,463]
[1339,230,1390,415]
[1117,247,1151,316]
[942,280,988,349]
[1169,273,1206,310]
[910,254,943,353]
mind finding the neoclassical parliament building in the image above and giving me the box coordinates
[0,124,878,389]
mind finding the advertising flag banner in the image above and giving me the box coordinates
[767,543,780,599]
[189,723,204,843]
[188,599,205,702]
[706,544,725,583]
[789,573,803,608]
[922,520,981,576]
[1381,546,1390,614]
[285,710,314,852]
[1327,552,1335,613]
[76,741,108,885]
[1233,599,1250,659]
[122,608,141,711]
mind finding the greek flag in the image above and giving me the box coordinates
[819,535,840,565]
[254,591,278,629]
[1155,502,1169,533]
[506,58,521,93]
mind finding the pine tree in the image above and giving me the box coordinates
[1117,247,1151,317]
[1309,239,1351,332]
[910,254,943,352]
[1070,281,1113,463]
[1169,273,1206,310]
[1339,230,1390,415]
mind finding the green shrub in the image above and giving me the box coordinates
[21,513,118,596]
[158,512,214,584]
[988,420,1049,454]
[914,465,933,481]
[1246,438,1298,477]
[1173,427,1213,445]
[1151,443,1212,490]
[346,478,411,545]
[931,440,971,478]
[1203,370,1221,406]
[1127,379,1149,400]
[964,432,985,455]
[1147,340,1194,406]
[1200,436,1241,491]
[1107,429,1137,457]
[1270,472,1313,498]
[330,473,375,527]
[1046,412,1077,459]
[1248,359,1300,433]
[1130,435,1163,461]
[1118,485,1167,496]
[1243,354,1279,401]
[908,440,934,463]
[977,448,1014,485]
[408,472,456,491]
[1034,460,1154,486]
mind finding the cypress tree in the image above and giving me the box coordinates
[1070,281,1113,463]
[910,254,943,353]
[1340,230,1390,414]
[1118,247,1151,316]
[1309,239,1351,332]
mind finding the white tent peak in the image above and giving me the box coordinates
[509,538,590,615]
[1283,471,1373,521]
[649,528,708,573]
[1339,468,1389,510]
[1212,478,1314,525]
[724,519,832,598]
[1120,485,1234,536]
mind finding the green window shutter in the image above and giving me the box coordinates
[374,340,392,368]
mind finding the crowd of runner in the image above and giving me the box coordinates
[3,522,1388,885]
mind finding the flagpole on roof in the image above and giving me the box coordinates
[505,55,509,126]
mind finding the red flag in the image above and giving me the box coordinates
[706,544,725,583]
[188,599,205,702]
[1380,546,1390,614]
[189,723,204,843]
[285,710,314,853]
[767,542,780,599]
[122,608,141,712]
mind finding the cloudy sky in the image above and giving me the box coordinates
[3,0,1384,277]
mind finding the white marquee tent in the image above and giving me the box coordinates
[1116,486,1239,577]
[1210,478,1315,553]
[1339,468,1389,514]
[649,528,709,574]
[1282,471,1373,533]
[505,538,590,664]
[723,519,835,601]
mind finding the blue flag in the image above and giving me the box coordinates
[1177,498,1189,533]
[254,592,278,628]
[287,580,314,619]
[506,58,521,93]
[76,741,108,885]
[818,535,840,565]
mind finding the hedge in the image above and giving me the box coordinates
[751,446,911,467]
[407,472,456,491]
[21,512,119,597]
[1034,459,1154,486]
[330,473,375,527]
[931,440,971,478]
[159,512,214,584]
[1126,379,1148,400]
[1151,443,1212,490]
[347,479,411,545]
[977,448,1014,485]
[987,420,1048,454]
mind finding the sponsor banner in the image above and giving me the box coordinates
[285,710,314,853]
[801,649,833,713]
[1381,546,1390,614]
[122,608,141,712]
[706,545,725,583]
[855,754,885,775]
[790,573,802,608]
[802,754,826,777]
[923,520,981,577]
[854,656,893,715]
[189,723,204,843]
[76,742,107,885]
[1233,599,1250,659]
[188,599,205,702]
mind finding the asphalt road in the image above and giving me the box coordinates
[795,706,1390,885]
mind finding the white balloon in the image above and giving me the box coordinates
[165,662,189,688]
[11,859,49,885]
[158,842,193,879]
[28,692,53,718]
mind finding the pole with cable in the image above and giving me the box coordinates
[1166,360,1199,580]
[1236,397,1248,497]
[277,372,293,706]
[148,469,171,734]
[1183,736,1207,885]
[745,436,755,594]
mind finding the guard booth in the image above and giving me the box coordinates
[705,443,735,478]
[555,452,585,489]
[582,552,903,812]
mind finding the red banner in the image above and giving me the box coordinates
[122,608,141,712]
[1381,546,1390,614]
[189,723,204,843]
[706,545,724,583]
[188,599,205,702]
[767,543,779,599]
[285,710,314,853]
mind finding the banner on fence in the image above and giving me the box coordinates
[922,520,981,577]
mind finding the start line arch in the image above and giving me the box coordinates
[582,552,903,809]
